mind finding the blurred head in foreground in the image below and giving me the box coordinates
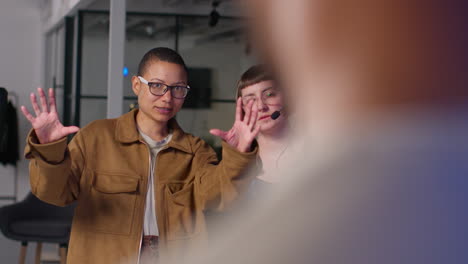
[243,0,468,135]
[173,1,468,264]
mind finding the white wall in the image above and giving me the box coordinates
[0,1,44,262]
[0,0,43,204]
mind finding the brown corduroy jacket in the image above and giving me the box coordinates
[24,109,256,264]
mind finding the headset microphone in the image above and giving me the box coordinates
[271,109,282,120]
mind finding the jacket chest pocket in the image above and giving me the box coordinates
[165,182,203,240]
[80,171,140,235]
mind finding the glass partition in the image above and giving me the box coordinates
[76,11,256,147]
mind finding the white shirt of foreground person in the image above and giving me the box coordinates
[173,105,468,264]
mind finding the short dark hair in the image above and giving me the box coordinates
[236,64,275,98]
[137,47,188,76]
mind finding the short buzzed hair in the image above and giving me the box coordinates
[137,47,188,76]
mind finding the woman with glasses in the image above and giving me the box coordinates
[230,64,289,187]
[21,47,259,264]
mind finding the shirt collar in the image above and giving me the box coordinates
[115,109,192,153]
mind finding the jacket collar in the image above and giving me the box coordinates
[115,109,192,153]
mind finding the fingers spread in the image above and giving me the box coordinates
[38,87,49,113]
[31,92,41,116]
[49,88,57,113]
[235,97,243,122]
[249,104,259,131]
[20,106,35,123]
[63,126,80,135]
[252,124,261,138]
[209,129,227,139]
[244,99,254,126]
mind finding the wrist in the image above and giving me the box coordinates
[35,131,50,144]
[236,143,250,153]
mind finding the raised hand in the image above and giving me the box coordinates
[210,98,260,152]
[21,88,79,144]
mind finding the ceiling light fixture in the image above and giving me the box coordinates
[209,1,220,27]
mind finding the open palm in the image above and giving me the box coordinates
[21,88,79,144]
[210,98,260,152]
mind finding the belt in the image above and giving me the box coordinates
[140,235,159,263]
[142,235,159,248]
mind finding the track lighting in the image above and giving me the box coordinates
[209,1,220,27]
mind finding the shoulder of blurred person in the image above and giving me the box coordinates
[182,104,468,264]
[185,0,468,263]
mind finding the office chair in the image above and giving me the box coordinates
[0,192,75,264]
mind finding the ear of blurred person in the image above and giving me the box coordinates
[175,1,468,264]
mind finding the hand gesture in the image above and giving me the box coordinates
[21,88,79,144]
[210,98,260,152]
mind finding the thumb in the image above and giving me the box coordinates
[209,129,227,139]
[63,126,80,135]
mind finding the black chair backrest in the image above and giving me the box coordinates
[0,87,7,127]
[22,193,76,220]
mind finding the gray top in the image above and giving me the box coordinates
[138,129,172,236]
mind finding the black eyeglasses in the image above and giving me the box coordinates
[138,76,190,99]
